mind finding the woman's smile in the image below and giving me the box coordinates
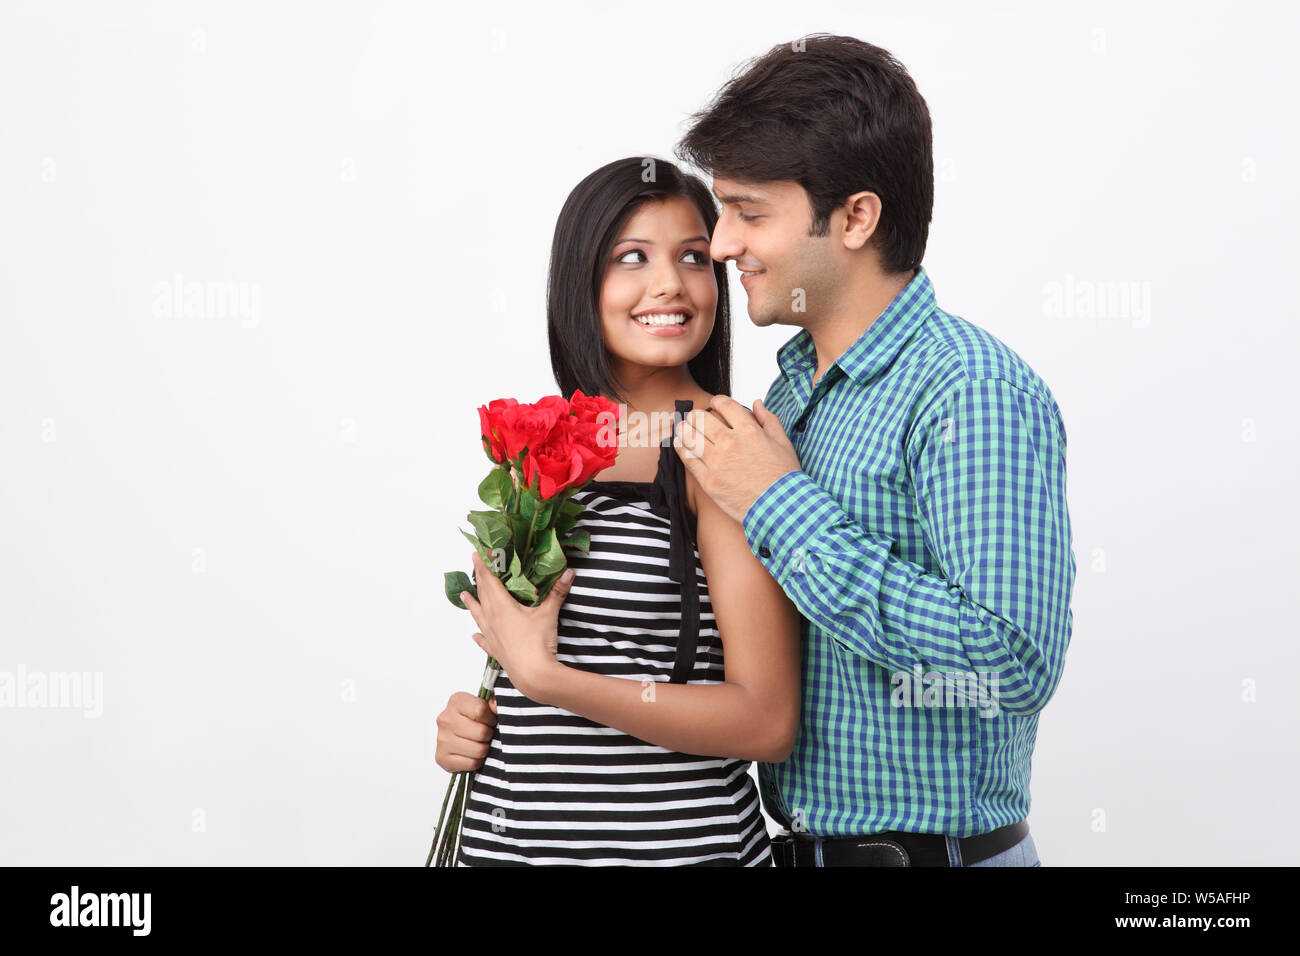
[630,306,695,337]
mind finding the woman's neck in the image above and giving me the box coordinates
[597,367,710,455]
[603,364,706,419]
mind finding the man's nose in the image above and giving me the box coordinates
[710,217,744,264]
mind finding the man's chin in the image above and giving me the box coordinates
[746,301,785,328]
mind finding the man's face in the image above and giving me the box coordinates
[709,176,840,329]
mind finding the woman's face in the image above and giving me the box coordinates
[598,195,717,380]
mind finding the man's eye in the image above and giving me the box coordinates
[738,212,760,223]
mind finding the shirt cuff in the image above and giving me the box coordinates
[742,469,841,579]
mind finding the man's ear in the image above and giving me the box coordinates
[841,190,882,251]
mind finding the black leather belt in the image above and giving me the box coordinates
[770,819,1029,867]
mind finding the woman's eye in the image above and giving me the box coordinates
[617,249,709,265]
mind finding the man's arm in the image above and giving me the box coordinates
[742,376,1075,715]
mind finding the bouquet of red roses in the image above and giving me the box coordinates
[425,388,622,867]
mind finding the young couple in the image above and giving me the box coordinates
[437,34,1075,867]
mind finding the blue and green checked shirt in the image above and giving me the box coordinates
[743,266,1075,838]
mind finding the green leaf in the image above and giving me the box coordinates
[560,529,591,554]
[509,549,523,580]
[467,510,511,550]
[532,528,567,577]
[460,529,492,562]
[536,496,555,527]
[505,574,538,604]
[508,513,531,556]
[553,496,585,535]
[520,490,538,528]
[444,571,476,609]
[528,525,552,558]
[533,569,566,601]
[485,546,509,576]
[477,468,512,511]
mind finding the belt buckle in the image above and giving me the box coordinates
[836,837,911,867]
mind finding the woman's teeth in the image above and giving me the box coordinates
[634,312,690,326]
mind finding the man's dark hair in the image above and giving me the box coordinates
[675,34,933,275]
[547,156,732,407]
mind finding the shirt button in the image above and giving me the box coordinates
[759,546,771,559]
[791,547,804,572]
[795,418,807,432]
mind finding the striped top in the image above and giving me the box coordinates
[457,400,773,866]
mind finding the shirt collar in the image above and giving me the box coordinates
[776,266,937,387]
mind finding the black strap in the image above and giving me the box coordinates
[650,399,701,684]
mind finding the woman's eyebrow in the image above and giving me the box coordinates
[613,235,710,245]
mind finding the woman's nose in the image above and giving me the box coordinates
[648,258,685,297]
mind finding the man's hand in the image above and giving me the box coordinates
[673,395,802,525]
[434,691,498,773]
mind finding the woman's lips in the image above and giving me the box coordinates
[630,311,693,337]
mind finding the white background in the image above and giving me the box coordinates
[2,0,1296,866]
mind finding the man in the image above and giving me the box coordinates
[670,33,1075,867]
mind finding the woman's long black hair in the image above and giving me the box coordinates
[547,157,732,407]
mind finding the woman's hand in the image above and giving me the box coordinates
[435,692,497,773]
[459,550,577,702]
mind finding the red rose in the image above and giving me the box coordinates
[522,417,584,500]
[569,419,620,486]
[568,388,623,426]
[497,395,569,462]
[477,397,519,464]
[566,389,622,484]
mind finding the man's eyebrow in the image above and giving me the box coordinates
[711,189,768,205]
[613,235,710,245]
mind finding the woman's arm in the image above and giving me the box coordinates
[526,469,802,763]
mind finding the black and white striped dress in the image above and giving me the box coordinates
[457,399,773,866]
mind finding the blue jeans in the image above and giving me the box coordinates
[945,831,1040,867]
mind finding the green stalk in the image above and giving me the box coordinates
[452,771,475,866]
[425,654,502,867]
[439,773,468,866]
[425,773,458,867]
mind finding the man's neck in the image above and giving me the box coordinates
[807,268,916,384]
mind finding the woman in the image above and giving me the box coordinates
[437,157,801,866]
